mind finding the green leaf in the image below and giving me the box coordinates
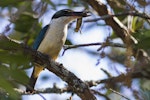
[132,17,144,31]
[0,0,21,7]
[0,50,31,68]
[65,39,73,45]
[0,66,19,99]
[9,69,29,85]
[68,0,72,6]
[15,14,37,33]
[134,29,150,49]
[0,40,31,70]
[136,37,150,49]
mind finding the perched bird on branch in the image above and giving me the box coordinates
[26,9,89,92]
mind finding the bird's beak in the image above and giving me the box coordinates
[71,11,90,17]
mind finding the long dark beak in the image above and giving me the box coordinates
[71,11,90,17]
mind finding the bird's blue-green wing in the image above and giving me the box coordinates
[33,25,49,50]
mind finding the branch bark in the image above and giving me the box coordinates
[0,35,96,100]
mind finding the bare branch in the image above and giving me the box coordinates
[85,11,150,22]
[14,86,71,95]
[91,89,111,100]
[63,42,125,55]
[109,88,130,100]
[87,71,150,88]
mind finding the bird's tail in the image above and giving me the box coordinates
[26,64,44,92]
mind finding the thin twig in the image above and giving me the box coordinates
[86,70,150,88]
[14,86,70,95]
[109,88,130,100]
[100,68,112,77]
[85,11,150,22]
[91,89,111,100]
[63,42,125,55]
[38,94,47,100]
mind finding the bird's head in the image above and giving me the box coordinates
[51,9,90,24]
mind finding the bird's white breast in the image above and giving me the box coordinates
[37,19,68,59]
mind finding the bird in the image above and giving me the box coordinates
[26,9,89,92]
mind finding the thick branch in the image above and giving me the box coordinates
[0,35,96,100]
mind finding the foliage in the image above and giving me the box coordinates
[0,36,31,99]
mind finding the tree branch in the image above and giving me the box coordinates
[87,71,150,88]
[85,11,150,22]
[63,42,125,55]
[15,86,71,95]
[14,69,149,98]
[91,89,111,100]
[0,34,96,100]
[109,88,130,100]
[63,42,124,50]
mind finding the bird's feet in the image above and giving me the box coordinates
[26,86,36,94]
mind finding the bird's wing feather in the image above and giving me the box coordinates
[33,25,49,50]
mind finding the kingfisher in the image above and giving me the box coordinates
[26,9,89,92]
